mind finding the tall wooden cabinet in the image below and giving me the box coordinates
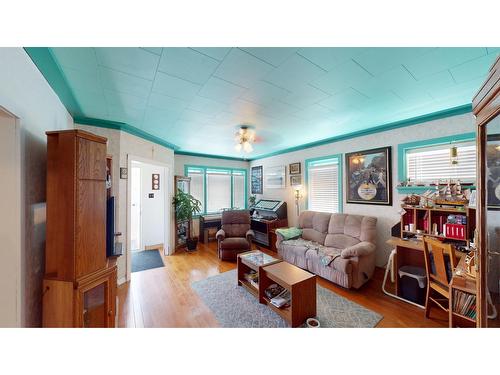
[43,129,117,327]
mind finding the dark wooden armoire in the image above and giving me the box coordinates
[42,129,117,327]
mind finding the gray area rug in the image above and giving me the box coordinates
[191,269,382,328]
[132,250,164,273]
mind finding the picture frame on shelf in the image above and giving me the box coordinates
[251,166,263,194]
[265,165,286,189]
[345,146,392,205]
[289,162,301,175]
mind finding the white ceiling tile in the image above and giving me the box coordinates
[198,77,246,104]
[159,48,219,85]
[51,48,98,73]
[240,48,298,66]
[264,54,327,90]
[297,47,364,71]
[152,72,201,101]
[449,53,497,83]
[403,47,487,79]
[190,47,232,61]
[239,80,290,106]
[99,67,152,98]
[104,89,147,110]
[311,59,373,95]
[95,47,160,80]
[214,48,274,88]
[141,47,163,55]
[187,95,226,115]
[353,47,436,76]
[148,92,188,112]
[318,88,369,111]
[279,83,330,108]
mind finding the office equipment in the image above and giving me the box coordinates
[250,199,288,247]
[199,214,222,243]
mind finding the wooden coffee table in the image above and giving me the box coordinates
[259,261,317,327]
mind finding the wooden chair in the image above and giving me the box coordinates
[422,236,458,321]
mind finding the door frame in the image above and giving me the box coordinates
[0,106,22,327]
[130,163,143,252]
[126,154,172,282]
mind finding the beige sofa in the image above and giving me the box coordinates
[276,211,377,289]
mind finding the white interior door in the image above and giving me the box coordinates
[130,166,142,251]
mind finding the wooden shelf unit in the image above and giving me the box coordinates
[43,130,117,328]
[400,205,474,245]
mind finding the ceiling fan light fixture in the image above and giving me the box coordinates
[235,125,255,154]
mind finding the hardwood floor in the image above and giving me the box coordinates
[117,242,450,328]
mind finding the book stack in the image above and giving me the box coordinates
[244,270,259,288]
[453,289,476,320]
[270,288,291,309]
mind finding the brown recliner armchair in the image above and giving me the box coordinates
[216,210,255,261]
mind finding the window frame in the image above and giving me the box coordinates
[305,154,343,214]
[184,164,248,216]
[397,132,476,193]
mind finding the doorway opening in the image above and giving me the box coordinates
[128,158,170,278]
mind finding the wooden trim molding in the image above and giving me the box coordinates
[472,55,500,327]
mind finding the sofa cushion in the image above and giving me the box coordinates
[298,211,315,228]
[359,216,377,244]
[324,233,360,249]
[302,228,327,245]
[220,237,249,250]
[312,212,331,233]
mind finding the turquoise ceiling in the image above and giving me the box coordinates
[28,47,499,159]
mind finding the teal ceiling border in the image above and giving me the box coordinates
[174,150,248,162]
[24,47,84,117]
[248,104,473,161]
[74,116,179,151]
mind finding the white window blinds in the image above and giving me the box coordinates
[206,169,231,213]
[186,169,204,213]
[232,172,245,209]
[406,142,476,183]
[308,158,340,213]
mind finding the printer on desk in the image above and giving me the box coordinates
[250,199,288,247]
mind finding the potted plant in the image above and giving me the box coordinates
[172,188,202,251]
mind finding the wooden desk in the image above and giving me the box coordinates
[386,237,464,302]
[199,214,221,243]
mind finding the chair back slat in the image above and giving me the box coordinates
[423,237,457,287]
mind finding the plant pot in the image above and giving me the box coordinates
[186,237,198,251]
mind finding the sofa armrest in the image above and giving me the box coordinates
[275,232,285,247]
[341,242,376,259]
[246,229,255,241]
[216,229,225,241]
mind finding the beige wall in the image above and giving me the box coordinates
[249,113,476,267]
[0,48,74,327]
[75,125,175,284]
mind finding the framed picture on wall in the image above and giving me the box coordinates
[251,166,263,194]
[290,175,302,186]
[289,162,301,175]
[345,146,392,205]
[265,165,286,189]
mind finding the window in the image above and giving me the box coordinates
[305,155,342,213]
[405,141,476,184]
[185,165,247,215]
